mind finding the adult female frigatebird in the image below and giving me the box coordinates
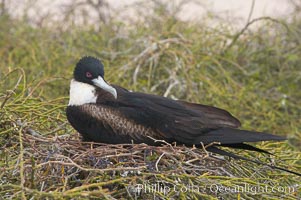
[66,56,300,176]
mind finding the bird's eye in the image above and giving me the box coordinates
[86,71,92,78]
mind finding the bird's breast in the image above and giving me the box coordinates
[77,104,158,141]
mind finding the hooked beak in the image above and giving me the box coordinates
[92,76,117,99]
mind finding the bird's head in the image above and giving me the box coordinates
[73,56,117,99]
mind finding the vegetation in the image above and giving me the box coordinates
[0,1,300,199]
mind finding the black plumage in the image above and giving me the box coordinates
[66,56,300,176]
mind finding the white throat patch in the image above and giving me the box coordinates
[68,79,97,106]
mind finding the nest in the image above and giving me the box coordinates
[1,119,299,199]
[1,128,239,199]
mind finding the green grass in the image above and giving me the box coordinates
[0,2,301,199]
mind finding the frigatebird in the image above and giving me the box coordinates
[66,56,300,176]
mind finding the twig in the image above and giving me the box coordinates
[147,136,174,150]
[155,152,166,171]
[37,159,146,173]
[18,126,26,200]
[1,75,23,109]
[224,17,290,53]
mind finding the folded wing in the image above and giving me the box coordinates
[108,89,285,145]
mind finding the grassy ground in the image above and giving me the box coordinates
[0,2,301,199]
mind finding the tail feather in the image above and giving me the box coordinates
[220,143,272,154]
[196,128,286,145]
[207,146,301,176]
